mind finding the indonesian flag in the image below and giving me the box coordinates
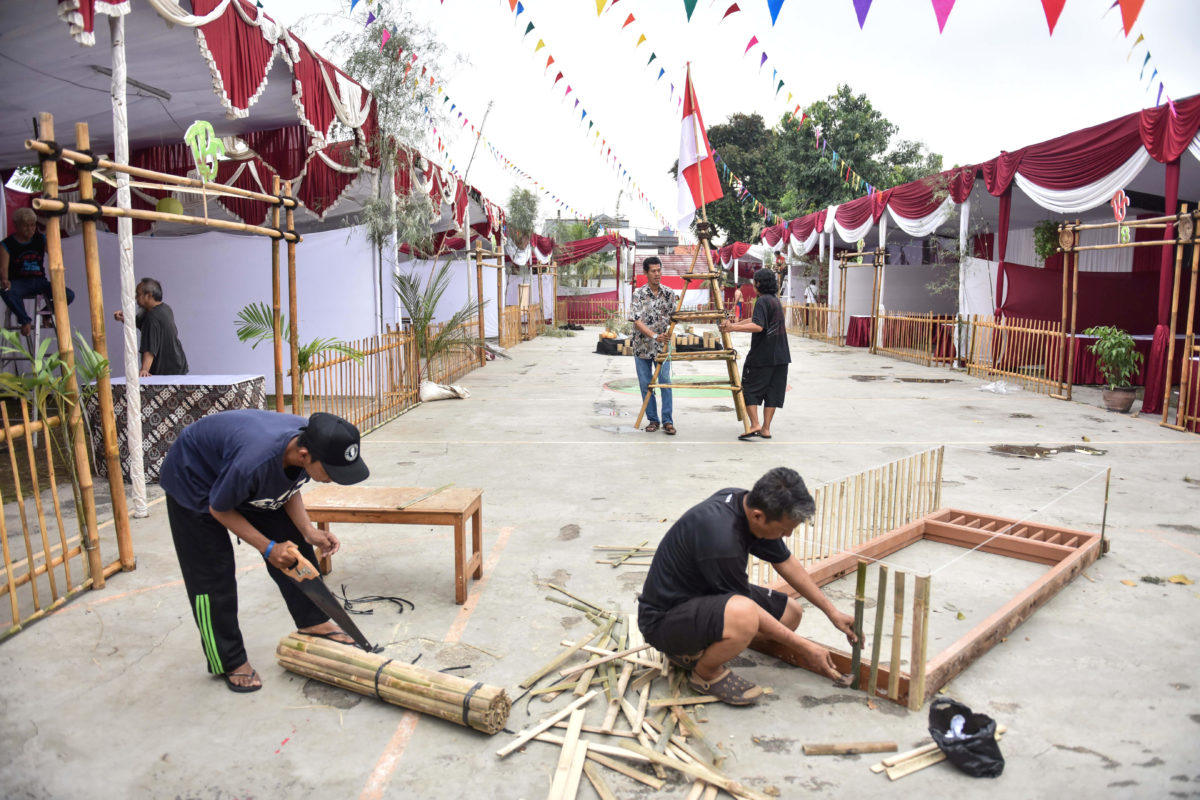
[677,65,723,228]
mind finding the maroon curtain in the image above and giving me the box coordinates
[997,263,1159,332]
[291,43,337,141]
[297,145,358,219]
[1157,159,1181,324]
[718,242,752,264]
[1141,326,1171,414]
[789,213,818,241]
[241,126,311,181]
[994,188,1012,314]
[556,234,629,266]
[193,0,277,114]
[761,222,787,247]
[214,160,270,226]
[1132,214,1160,271]
[833,194,877,229]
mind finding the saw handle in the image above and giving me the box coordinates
[275,541,320,583]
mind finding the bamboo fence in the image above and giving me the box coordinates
[961,314,1065,394]
[500,307,523,349]
[277,633,511,734]
[784,302,843,344]
[874,312,958,368]
[748,446,944,585]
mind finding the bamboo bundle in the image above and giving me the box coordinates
[276,633,510,734]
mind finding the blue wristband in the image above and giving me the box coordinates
[264,540,276,560]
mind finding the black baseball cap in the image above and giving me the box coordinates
[300,413,369,485]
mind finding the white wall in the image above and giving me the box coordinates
[505,274,555,320]
[60,225,381,394]
[881,264,958,315]
[959,257,1001,318]
[1006,225,1133,272]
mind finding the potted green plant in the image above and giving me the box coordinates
[1081,325,1144,412]
[1033,219,1061,266]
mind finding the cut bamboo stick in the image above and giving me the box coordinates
[888,571,905,701]
[850,560,867,689]
[497,690,598,757]
[560,644,651,678]
[547,709,585,800]
[648,696,720,708]
[908,575,931,711]
[522,621,611,688]
[803,741,897,756]
[620,742,774,800]
[868,564,888,696]
[582,761,619,800]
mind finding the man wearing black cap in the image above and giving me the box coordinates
[160,410,370,693]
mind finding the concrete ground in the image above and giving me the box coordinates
[2,328,1199,800]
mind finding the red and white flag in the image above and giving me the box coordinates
[677,64,723,229]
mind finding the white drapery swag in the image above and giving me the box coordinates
[505,240,552,267]
[788,226,820,258]
[887,193,957,238]
[826,203,875,244]
[1014,147,1150,214]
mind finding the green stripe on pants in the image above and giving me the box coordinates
[195,594,224,674]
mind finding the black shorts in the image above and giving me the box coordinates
[742,363,788,407]
[641,586,788,656]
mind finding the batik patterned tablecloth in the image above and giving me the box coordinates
[85,375,266,482]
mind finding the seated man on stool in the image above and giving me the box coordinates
[1,208,75,336]
[637,467,856,705]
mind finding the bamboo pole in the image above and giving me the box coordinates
[1173,235,1200,428]
[474,241,486,366]
[1065,235,1080,401]
[35,113,105,589]
[24,139,296,208]
[75,122,133,570]
[908,575,931,711]
[271,175,285,412]
[888,570,905,700]
[867,564,888,696]
[1161,208,1190,422]
[39,404,72,589]
[30,197,297,241]
[849,560,867,689]
[1,405,40,609]
[286,181,301,413]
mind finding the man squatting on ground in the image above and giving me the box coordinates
[637,467,856,705]
[630,255,677,435]
[720,267,790,441]
[159,410,370,693]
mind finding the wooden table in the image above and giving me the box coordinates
[302,485,484,604]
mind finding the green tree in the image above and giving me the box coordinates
[506,187,539,247]
[550,219,613,287]
[699,113,788,245]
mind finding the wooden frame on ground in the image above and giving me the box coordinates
[753,507,1102,709]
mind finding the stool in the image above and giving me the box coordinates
[302,485,484,604]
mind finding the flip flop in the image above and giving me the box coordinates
[737,430,762,440]
[644,422,660,433]
[301,630,357,646]
[758,433,772,439]
[663,423,676,435]
[222,668,262,693]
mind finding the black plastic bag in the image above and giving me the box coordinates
[928,698,1005,778]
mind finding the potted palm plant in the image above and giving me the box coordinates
[1081,325,1144,412]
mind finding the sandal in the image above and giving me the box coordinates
[688,668,762,706]
[300,629,356,646]
[665,651,702,671]
[738,429,762,440]
[644,422,660,433]
[663,423,676,435]
[222,666,262,693]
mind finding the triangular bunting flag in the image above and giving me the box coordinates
[759,52,768,68]
[365,11,375,25]
[350,0,360,11]
[658,68,665,80]
[648,52,657,66]
[931,0,955,33]
[380,29,390,50]
[636,33,647,46]
[722,3,740,21]
[744,35,758,55]
[853,0,872,28]
[553,71,563,86]
[622,13,635,28]
[523,22,534,37]
[767,0,786,24]
[508,0,518,11]
[1040,0,1066,35]
[516,2,524,15]
[1119,0,1144,35]
[545,55,555,71]
[683,0,698,20]
[534,39,545,52]
[596,0,607,15]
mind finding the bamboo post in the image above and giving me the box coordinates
[849,560,867,689]
[888,570,905,700]
[1052,227,1071,399]
[474,240,486,366]
[271,175,285,413]
[908,575,931,710]
[74,122,134,570]
[286,181,301,413]
[16,401,57,600]
[36,113,105,588]
[1161,207,1190,423]
[1173,225,1200,428]
[868,564,888,696]
[1065,230,1081,401]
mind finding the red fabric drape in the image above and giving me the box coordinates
[1139,96,1200,162]
[214,160,270,226]
[555,234,629,266]
[241,126,311,181]
[531,233,555,259]
[996,263,1159,332]
[1157,159,1180,325]
[1141,325,1171,414]
[789,214,817,241]
[291,43,337,142]
[833,194,877,229]
[298,145,359,219]
[761,222,787,247]
[718,242,752,264]
[994,188,1012,313]
[1132,214,1160,271]
[193,0,277,114]
[973,233,995,260]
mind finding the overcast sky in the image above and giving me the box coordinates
[267,0,1200,236]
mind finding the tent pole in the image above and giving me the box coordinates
[271,175,284,412]
[109,14,146,518]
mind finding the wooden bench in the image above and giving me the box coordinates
[302,485,484,604]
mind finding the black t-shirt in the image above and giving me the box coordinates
[138,303,189,375]
[2,233,46,280]
[638,488,791,634]
[745,294,790,367]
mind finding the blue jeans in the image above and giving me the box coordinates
[2,278,75,326]
[635,356,672,425]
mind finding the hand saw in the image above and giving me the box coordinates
[278,543,380,652]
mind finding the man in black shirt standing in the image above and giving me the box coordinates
[638,467,855,705]
[113,277,189,376]
[720,268,789,440]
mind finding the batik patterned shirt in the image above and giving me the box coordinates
[629,284,677,359]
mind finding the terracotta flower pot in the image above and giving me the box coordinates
[1101,386,1136,413]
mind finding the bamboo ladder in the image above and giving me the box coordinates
[633,218,749,432]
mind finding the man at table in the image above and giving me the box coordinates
[113,277,188,376]
[160,410,369,693]
[637,467,856,705]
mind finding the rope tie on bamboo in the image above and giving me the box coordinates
[462,681,484,726]
[37,199,70,218]
[75,199,104,222]
[36,139,62,164]
[373,658,394,699]
[275,193,298,209]
[72,149,98,171]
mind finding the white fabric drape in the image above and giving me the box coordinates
[145,0,232,26]
[831,208,875,244]
[958,196,971,256]
[109,15,147,516]
[1189,132,1200,164]
[318,61,372,131]
[887,194,957,237]
[788,226,819,258]
[1014,147,1150,214]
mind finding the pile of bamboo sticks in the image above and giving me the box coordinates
[276,633,510,734]
[868,725,1006,781]
[502,586,777,800]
